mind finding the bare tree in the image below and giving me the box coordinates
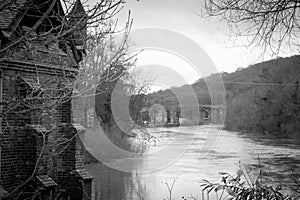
[73,23,134,127]
[204,0,300,54]
[0,0,127,55]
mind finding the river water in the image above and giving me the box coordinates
[84,125,300,200]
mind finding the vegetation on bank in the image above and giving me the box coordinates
[148,55,300,138]
[160,161,300,200]
[200,162,300,200]
[222,56,300,137]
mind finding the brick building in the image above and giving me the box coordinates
[0,0,92,199]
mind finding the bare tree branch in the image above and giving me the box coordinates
[203,0,300,54]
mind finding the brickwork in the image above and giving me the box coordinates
[0,0,93,198]
[0,61,93,199]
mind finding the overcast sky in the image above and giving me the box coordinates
[90,0,296,90]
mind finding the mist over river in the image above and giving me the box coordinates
[84,125,300,200]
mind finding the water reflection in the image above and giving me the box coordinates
[85,125,300,200]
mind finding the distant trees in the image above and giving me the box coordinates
[253,61,300,135]
[146,56,299,136]
[148,104,165,125]
[224,56,300,137]
[204,0,300,53]
[93,63,154,152]
[129,94,149,125]
[126,68,153,126]
[203,0,300,137]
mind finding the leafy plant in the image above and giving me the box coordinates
[200,162,296,200]
[289,168,300,199]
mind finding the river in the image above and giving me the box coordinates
[84,125,300,200]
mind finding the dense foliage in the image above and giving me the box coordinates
[222,56,300,137]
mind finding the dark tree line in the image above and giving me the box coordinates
[224,56,300,137]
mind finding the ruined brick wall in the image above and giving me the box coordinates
[0,59,92,199]
[1,70,20,191]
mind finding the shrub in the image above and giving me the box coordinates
[200,162,297,200]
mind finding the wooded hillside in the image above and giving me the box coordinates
[149,55,300,137]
